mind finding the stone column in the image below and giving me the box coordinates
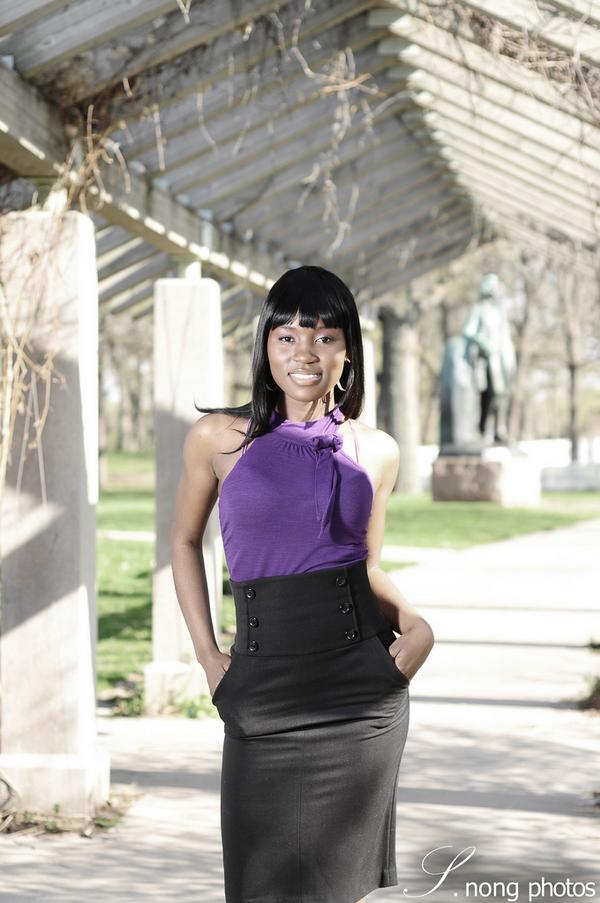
[378,305,421,494]
[359,315,377,428]
[144,268,224,714]
[0,211,110,816]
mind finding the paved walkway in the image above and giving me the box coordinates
[2,520,599,902]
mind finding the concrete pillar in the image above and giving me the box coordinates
[0,210,110,816]
[378,305,421,494]
[223,343,251,407]
[144,271,224,714]
[359,315,377,428]
[396,319,421,493]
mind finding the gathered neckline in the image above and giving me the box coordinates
[271,404,344,427]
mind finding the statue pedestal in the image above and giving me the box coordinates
[432,446,541,506]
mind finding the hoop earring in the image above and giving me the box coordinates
[336,360,352,393]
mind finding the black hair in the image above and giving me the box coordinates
[195,265,366,453]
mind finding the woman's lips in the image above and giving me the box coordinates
[288,372,323,384]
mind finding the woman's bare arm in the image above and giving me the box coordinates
[170,414,226,673]
[365,429,435,680]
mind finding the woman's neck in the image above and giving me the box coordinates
[275,395,336,423]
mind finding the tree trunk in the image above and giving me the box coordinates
[560,270,582,464]
[507,277,533,443]
[568,363,579,463]
[117,359,135,452]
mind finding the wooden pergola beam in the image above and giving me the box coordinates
[452,162,598,241]
[49,0,378,111]
[139,57,395,180]
[398,99,596,203]
[333,200,472,271]
[95,225,140,256]
[266,165,454,250]
[293,189,464,259]
[231,127,417,233]
[0,0,184,75]
[252,150,447,242]
[547,0,600,29]
[355,221,476,291]
[369,10,595,122]
[422,101,596,186]
[464,179,597,246]
[179,98,420,210]
[189,117,404,225]
[0,0,78,36]
[456,0,600,66]
[335,204,475,272]
[97,237,156,282]
[20,0,286,87]
[108,282,155,316]
[381,0,600,67]
[436,134,597,217]
[99,254,172,305]
[0,61,281,294]
[117,34,387,162]
[393,66,600,162]
[489,212,600,273]
[356,235,475,303]
[379,39,599,142]
[370,8,599,253]
[401,93,598,187]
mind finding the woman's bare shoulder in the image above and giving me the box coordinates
[191,411,249,440]
[185,411,251,462]
[351,418,400,464]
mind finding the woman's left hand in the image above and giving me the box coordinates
[388,619,434,681]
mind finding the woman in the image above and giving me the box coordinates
[170,265,435,903]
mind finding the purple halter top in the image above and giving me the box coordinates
[218,403,375,582]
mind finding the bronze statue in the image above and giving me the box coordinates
[439,273,516,453]
[463,273,517,444]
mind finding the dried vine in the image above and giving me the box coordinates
[0,215,68,506]
[415,0,600,122]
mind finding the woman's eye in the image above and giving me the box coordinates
[277,334,336,343]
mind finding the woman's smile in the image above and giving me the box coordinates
[288,371,323,385]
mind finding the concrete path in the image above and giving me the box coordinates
[2,520,599,902]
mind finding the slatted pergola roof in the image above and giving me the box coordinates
[0,0,598,336]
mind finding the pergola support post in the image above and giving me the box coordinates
[378,301,421,494]
[144,272,224,714]
[0,210,110,817]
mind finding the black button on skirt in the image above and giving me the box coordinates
[212,558,411,903]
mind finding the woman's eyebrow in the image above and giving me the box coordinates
[275,324,334,330]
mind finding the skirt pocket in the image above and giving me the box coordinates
[211,645,239,703]
[368,630,411,686]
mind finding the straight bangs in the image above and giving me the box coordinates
[267,266,352,334]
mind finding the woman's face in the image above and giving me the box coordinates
[266,312,347,402]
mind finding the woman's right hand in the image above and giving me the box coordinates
[205,651,233,697]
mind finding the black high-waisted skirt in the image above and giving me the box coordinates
[211,558,411,903]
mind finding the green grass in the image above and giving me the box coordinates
[97,451,600,693]
[96,537,153,692]
[384,492,600,549]
[97,488,154,532]
[102,451,154,488]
